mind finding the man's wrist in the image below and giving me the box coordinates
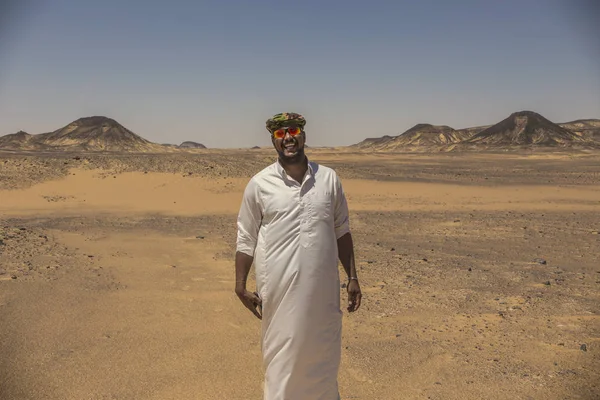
[348,276,358,281]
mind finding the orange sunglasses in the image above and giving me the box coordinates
[272,126,303,139]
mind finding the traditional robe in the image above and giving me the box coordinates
[236,159,350,400]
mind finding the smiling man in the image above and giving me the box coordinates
[235,112,362,399]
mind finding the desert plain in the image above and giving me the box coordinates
[0,148,599,400]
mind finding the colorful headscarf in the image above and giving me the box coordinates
[265,112,306,133]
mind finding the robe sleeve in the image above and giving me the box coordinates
[236,178,263,257]
[333,173,350,239]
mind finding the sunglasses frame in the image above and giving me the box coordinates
[271,126,304,139]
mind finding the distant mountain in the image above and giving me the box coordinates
[455,125,491,137]
[178,141,206,149]
[464,111,586,146]
[558,119,600,140]
[353,135,395,149]
[0,131,32,149]
[349,111,600,151]
[0,116,169,152]
[352,124,472,151]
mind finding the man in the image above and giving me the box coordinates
[235,112,362,400]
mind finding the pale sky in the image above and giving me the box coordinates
[0,0,598,148]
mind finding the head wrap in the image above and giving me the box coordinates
[265,112,306,133]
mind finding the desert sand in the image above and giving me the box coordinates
[1,149,599,399]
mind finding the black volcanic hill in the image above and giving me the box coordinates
[0,116,169,152]
[33,116,164,151]
[178,141,206,149]
[353,124,473,151]
[559,119,600,140]
[0,131,32,149]
[353,135,395,149]
[395,123,471,145]
[465,111,584,146]
[349,111,600,151]
[455,125,491,137]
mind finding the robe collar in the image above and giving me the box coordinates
[275,157,314,185]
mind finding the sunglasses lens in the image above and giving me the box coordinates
[273,127,301,138]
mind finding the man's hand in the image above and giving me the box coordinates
[347,279,362,312]
[235,287,262,320]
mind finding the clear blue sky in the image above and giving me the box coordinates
[0,0,598,148]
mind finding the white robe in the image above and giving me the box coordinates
[236,159,350,400]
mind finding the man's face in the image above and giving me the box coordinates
[271,126,306,163]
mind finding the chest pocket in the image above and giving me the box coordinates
[307,190,332,221]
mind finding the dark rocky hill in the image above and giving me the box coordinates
[178,141,206,149]
[0,117,168,152]
[464,111,585,146]
[559,119,600,141]
[352,124,472,151]
[0,131,32,149]
[349,111,600,151]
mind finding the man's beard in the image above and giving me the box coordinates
[277,146,305,165]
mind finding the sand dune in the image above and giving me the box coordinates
[1,168,599,217]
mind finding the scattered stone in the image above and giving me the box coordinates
[591,231,598,235]
[390,247,395,251]
[422,258,428,262]
[534,258,547,265]
[11,275,17,279]
[196,235,205,239]
[341,283,347,289]
[543,281,551,286]
[558,369,577,376]
[580,344,587,352]
[468,267,472,272]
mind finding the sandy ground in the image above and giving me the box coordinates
[1,149,599,399]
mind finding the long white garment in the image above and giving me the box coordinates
[236,159,350,400]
